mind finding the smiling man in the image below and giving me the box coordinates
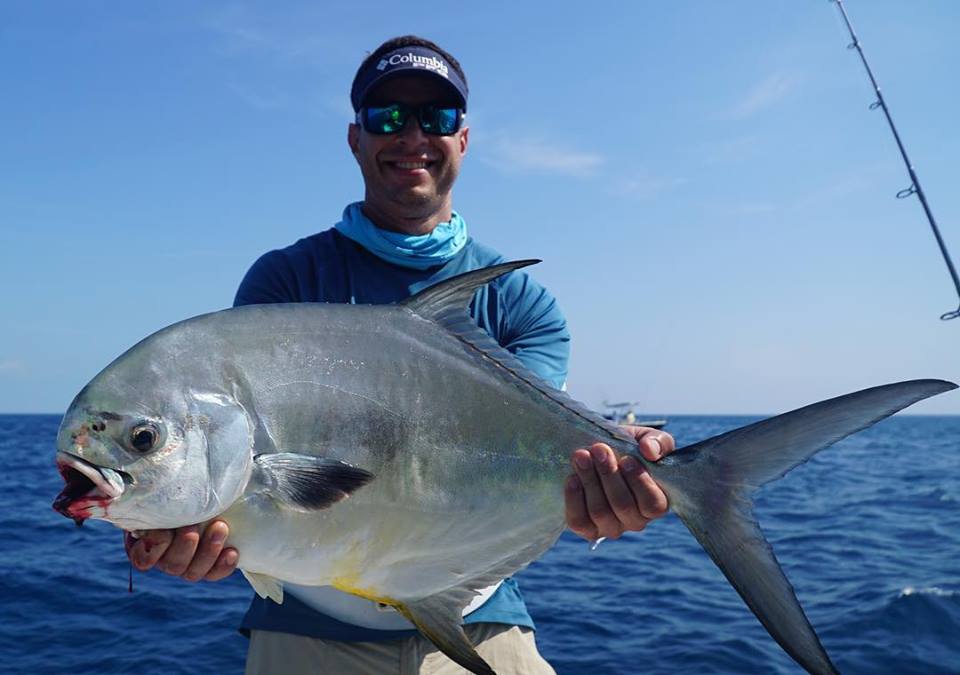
[125,35,675,674]
[350,79,466,231]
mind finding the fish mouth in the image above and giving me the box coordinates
[53,451,130,524]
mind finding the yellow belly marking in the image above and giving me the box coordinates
[330,573,399,608]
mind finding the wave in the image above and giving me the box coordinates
[899,586,958,599]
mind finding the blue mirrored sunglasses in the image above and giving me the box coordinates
[358,103,464,136]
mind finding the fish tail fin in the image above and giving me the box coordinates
[655,379,956,675]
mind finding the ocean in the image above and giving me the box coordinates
[1,413,958,674]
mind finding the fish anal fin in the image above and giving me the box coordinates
[398,594,495,675]
[252,453,373,511]
[241,570,284,605]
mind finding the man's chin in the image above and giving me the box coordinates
[389,189,438,210]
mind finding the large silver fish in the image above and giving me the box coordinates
[53,261,955,674]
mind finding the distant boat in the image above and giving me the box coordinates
[601,401,667,429]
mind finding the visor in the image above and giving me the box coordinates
[351,45,468,112]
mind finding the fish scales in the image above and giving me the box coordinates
[216,302,587,592]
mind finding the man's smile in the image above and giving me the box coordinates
[382,156,438,176]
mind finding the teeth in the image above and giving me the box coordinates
[395,161,428,169]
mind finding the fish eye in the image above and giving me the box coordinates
[129,423,160,453]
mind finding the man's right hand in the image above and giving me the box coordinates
[124,519,239,582]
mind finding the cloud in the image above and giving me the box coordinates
[729,202,778,216]
[481,133,604,177]
[322,94,355,123]
[204,6,345,68]
[0,359,23,374]
[227,82,289,110]
[788,164,886,212]
[202,8,354,114]
[611,170,686,200]
[729,73,798,119]
[698,133,764,165]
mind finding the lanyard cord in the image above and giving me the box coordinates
[831,0,960,321]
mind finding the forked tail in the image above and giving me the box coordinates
[650,379,956,675]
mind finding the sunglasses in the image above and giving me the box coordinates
[357,103,464,136]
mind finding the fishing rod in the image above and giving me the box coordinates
[830,0,960,321]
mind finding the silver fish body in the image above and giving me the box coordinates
[54,261,957,675]
[201,299,589,596]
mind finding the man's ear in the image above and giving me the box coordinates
[459,125,469,156]
[348,123,360,157]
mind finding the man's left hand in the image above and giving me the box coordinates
[564,426,675,541]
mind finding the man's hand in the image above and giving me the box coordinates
[124,519,238,582]
[565,427,675,541]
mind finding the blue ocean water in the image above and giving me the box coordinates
[1,413,958,674]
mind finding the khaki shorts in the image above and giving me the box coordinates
[245,623,556,675]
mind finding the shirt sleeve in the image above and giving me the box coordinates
[233,250,302,307]
[498,273,570,390]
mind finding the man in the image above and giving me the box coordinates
[126,35,675,674]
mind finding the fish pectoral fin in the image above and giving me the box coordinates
[252,453,374,511]
[398,593,495,675]
[241,570,284,605]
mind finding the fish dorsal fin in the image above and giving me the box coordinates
[401,259,540,318]
[241,570,284,605]
[397,592,495,675]
[403,260,635,446]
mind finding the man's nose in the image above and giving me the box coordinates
[395,114,429,144]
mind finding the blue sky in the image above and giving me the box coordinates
[2,1,958,414]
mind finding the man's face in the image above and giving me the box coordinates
[348,75,469,231]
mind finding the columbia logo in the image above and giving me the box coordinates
[374,52,449,78]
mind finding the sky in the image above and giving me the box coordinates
[2,1,958,415]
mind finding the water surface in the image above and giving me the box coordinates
[2,414,957,673]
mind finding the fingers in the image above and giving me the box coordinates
[565,438,674,541]
[127,529,175,571]
[567,445,632,540]
[155,525,202,576]
[564,473,598,541]
[570,447,623,539]
[626,426,676,462]
[620,456,669,519]
[205,548,240,582]
[183,521,238,582]
[588,445,649,532]
[125,522,238,582]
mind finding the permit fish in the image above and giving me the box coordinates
[53,260,956,675]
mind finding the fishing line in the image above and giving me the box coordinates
[830,0,960,321]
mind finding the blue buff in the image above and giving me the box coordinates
[334,202,468,270]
